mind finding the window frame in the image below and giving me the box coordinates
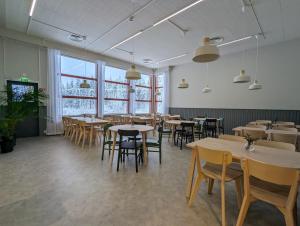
[154,74,163,114]
[135,74,153,114]
[104,65,130,114]
[60,55,98,116]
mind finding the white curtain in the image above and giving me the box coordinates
[46,49,63,135]
[162,67,170,114]
[97,60,105,117]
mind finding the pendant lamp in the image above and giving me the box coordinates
[80,80,90,88]
[249,35,262,90]
[202,85,211,93]
[233,69,251,83]
[178,79,189,88]
[193,37,220,63]
[126,64,141,80]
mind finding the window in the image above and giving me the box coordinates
[61,56,97,116]
[104,66,129,114]
[155,73,165,114]
[134,74,152,114]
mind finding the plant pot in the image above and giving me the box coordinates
[1,138,14,153]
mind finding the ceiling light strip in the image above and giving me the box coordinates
[158,53,187,63]
[29,0,37,17]
[153,0,204,27]
[217,35,254,47]
[109,31,143,50]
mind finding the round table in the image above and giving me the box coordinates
[109,124,154,165]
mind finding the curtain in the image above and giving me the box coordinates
[162,67,170,114]
[46,49,63,135]
[97,60,105,117]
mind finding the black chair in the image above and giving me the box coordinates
[146,127,163,164]
[159,120,172,140]
[101,123,115,160]
[204,118,217,137]
[194,121,204,140]
[176,122,195,150]
[218,118,224,135]
[117,129,143,173]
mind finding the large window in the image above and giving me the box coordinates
[104,66,129,114]
[134,74,152,114]
[61,56,97,116]
[155,73,165,114]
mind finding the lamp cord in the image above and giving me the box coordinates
[255,35,259,81]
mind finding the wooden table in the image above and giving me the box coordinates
[71,117,109,147]
[108,124,154,165]
[193,117,221,121]
[185,138,300,200]
[232,126,266,136]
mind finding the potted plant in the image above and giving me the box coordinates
[244,134,257,152]
[0,86,47,153]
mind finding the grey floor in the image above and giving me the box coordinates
[0,136,295,226]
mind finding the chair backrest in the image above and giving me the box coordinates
[242,158,299,186]
[242,129,267,140]
[157,127,163,145]
[219,134,246,143]
[103,123,113,139]
[255,139,296,151]
[276,121,295,125]
[218,118,224,128]
[181,122,195,132]
[274,127,298,132]
[245,124,267,129]
[133,120,146,125]
[270,133,298,145]
[118,129,139,144]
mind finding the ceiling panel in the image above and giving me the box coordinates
[1,0,300,68]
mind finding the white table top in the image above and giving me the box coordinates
[232,126,266,132]
[109,124,154,133]
[187,138,300,169]
[165,120,195,125]
[233,127,300,136]
[193,117,221,121]
[71,117,108,125]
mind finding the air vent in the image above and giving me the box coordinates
[68,34,87,42]
[143,59,153,64]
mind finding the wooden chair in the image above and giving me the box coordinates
[273,122,295,128]
[242,129,267,140]
[76,121,92,148]
[188,146,243,226]
[219,134,246,143]
[245,124,267,129]
[274,127,298,132]
[270,133,298,146]
[236,158,299,226]
[255,139,296,151]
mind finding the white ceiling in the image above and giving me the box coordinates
[0,0,300,68]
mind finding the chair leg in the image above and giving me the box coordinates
[284,210,295,226]
[159,147,161,164]
[135,149,138,173]
[101,142,105,160]
[221,182,226,226]
[180,135,183,150]
[117,149,122,171]
[188,174,203,206]
[208,178,214,195]
[236,196,251,226]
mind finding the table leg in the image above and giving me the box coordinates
[186,148,197,200]
[110,132,117,166]
[89,125,94,148]
[234,131,239,136]
[142,132,148,164]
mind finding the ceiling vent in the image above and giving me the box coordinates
[68,34,87,42]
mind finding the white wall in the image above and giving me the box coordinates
[170,38,300,110]
[0,27,153,90]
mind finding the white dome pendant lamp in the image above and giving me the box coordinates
[249,35,262,90]
[202,64,212,93]
[233,69,251,83]
[178,79,189,88]
[193,37,220,63]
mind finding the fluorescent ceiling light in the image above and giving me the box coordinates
[29,0,37,17]
[158,53,187,63]
[217,35,254,47]
[153,0,204,27]
[110,31,142,50]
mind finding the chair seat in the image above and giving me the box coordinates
[120,141,142,149]
[146,138,159,147]
[203,163,243,181]
[249,177,289,208]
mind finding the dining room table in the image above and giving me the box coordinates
[185,137,300,201]
[108,124,154,166]
[232,126,266,136]
[71,117,109,147]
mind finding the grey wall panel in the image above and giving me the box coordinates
[169,108,300,134]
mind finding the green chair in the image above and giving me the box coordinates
[101,123,116,160]
[146,127,163,164]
